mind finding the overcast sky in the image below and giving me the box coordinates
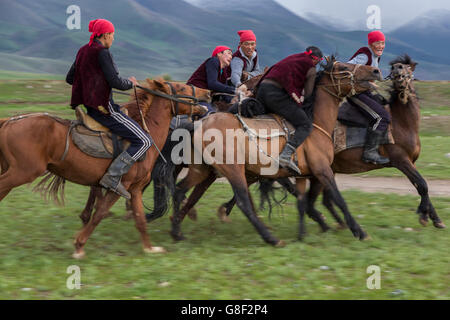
[274,0,450,30]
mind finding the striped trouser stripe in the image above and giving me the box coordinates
[108,103,152,160]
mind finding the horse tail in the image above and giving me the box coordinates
[145,133,177,222]
[32,171,66,206]
[258,178,289,219]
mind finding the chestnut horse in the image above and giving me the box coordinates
[304,55,445,230]
[169,58,383,245]
[0,79,210,258]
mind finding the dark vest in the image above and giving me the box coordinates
[70,41,111,113]
[233,49,258,72]
[259,52,314,106]
[187,57,230,89]
[349,47,380,66]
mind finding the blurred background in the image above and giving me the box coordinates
[1,0,450,80]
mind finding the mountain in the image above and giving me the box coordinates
[0,0,449,80]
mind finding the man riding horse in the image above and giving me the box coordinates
[347,30,390,165]
[256,46,324,174]
[187,45,248,114]
[229,30,264,88]
[66,19,151,200]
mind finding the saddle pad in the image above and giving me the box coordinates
[237,113,295,139]
[333,121,395,154]
[71,124,130,159]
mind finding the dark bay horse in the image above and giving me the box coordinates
[304,55,445,230]
[169,58,383,246]
[0,79,210,258]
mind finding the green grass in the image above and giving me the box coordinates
[0,182,448,299]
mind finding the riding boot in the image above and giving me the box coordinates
[362,129,390,165]
[278,143,302,175]
[99,151,136,199]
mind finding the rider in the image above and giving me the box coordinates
[257,46,323,175]
[66,19,152,200]
[347,30,390,165]
[229,30,263,88]
[187,45,247,113]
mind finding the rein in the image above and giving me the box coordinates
[317,62,362,99]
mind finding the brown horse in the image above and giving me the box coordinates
[0,79,210,258]
[169,58,383,245]
[304,55,445,230]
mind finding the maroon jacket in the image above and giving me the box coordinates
[349,47,379,66]
[260,52,314,106]
[70,41,112,113]
[187,57,234,94]
[232,49,258,72]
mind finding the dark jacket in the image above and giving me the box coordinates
[66,39,132,113]
[259,52,314,107]
[187,56,235,95]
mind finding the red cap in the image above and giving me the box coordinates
[212,45,231,57]
[237,30,256,43]
[88,19,115,46]
[368,30,385,45]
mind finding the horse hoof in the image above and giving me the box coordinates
[336,223,347,230]
[144,246,166,254]
[275,240,286,248]
[361,234,372,241]
[187,208,198,221]
[433,221,446,229]
[170,232,186,241]
[72,250,85,259]
[217,207,232,223]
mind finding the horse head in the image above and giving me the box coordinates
[389,55,417,91]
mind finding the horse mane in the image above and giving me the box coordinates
[389,54,416,67]
[301,55,336,119]
[123,78,170,121]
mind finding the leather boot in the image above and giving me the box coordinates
[99,151,135,199]
[278,143,301,175]
[362,129,390,165]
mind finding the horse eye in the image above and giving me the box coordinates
[398,65,403,69]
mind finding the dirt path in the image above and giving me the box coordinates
[180,169,450,197]
[334,174,450,197]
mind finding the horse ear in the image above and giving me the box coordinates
[153,78,167,91]
[410,62,418,72]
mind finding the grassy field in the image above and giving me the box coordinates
[0,77,448,300]
[0,181,448,300]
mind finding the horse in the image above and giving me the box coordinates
[169,57,383,246]
[218,55,446,233]
[0,79,210,258]
[303,55,445,230]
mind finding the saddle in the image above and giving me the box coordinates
[334,101,395,154]
[70,106,130,159]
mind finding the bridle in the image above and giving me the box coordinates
[317,62,362,100]
[135,82,201,117]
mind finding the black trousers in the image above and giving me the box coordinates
[256,82,312,148]
[348,92,391,132]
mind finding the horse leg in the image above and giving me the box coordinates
[170,166,214,241]
[0,166,46,201]
[223,166,283,246]
[217,196,235,223]
[79,187,101,226]
[305,178,332,233]
[322,187,347,229]
[394,159,445,228]
[296,178,308,240]
[130,187,165,253]
[312,167,367,240]
[73,191,121,259]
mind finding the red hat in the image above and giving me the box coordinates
[89,19,115,46]
[237,30,256,43]
[368,30,385,45]
[211,45,231,57]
